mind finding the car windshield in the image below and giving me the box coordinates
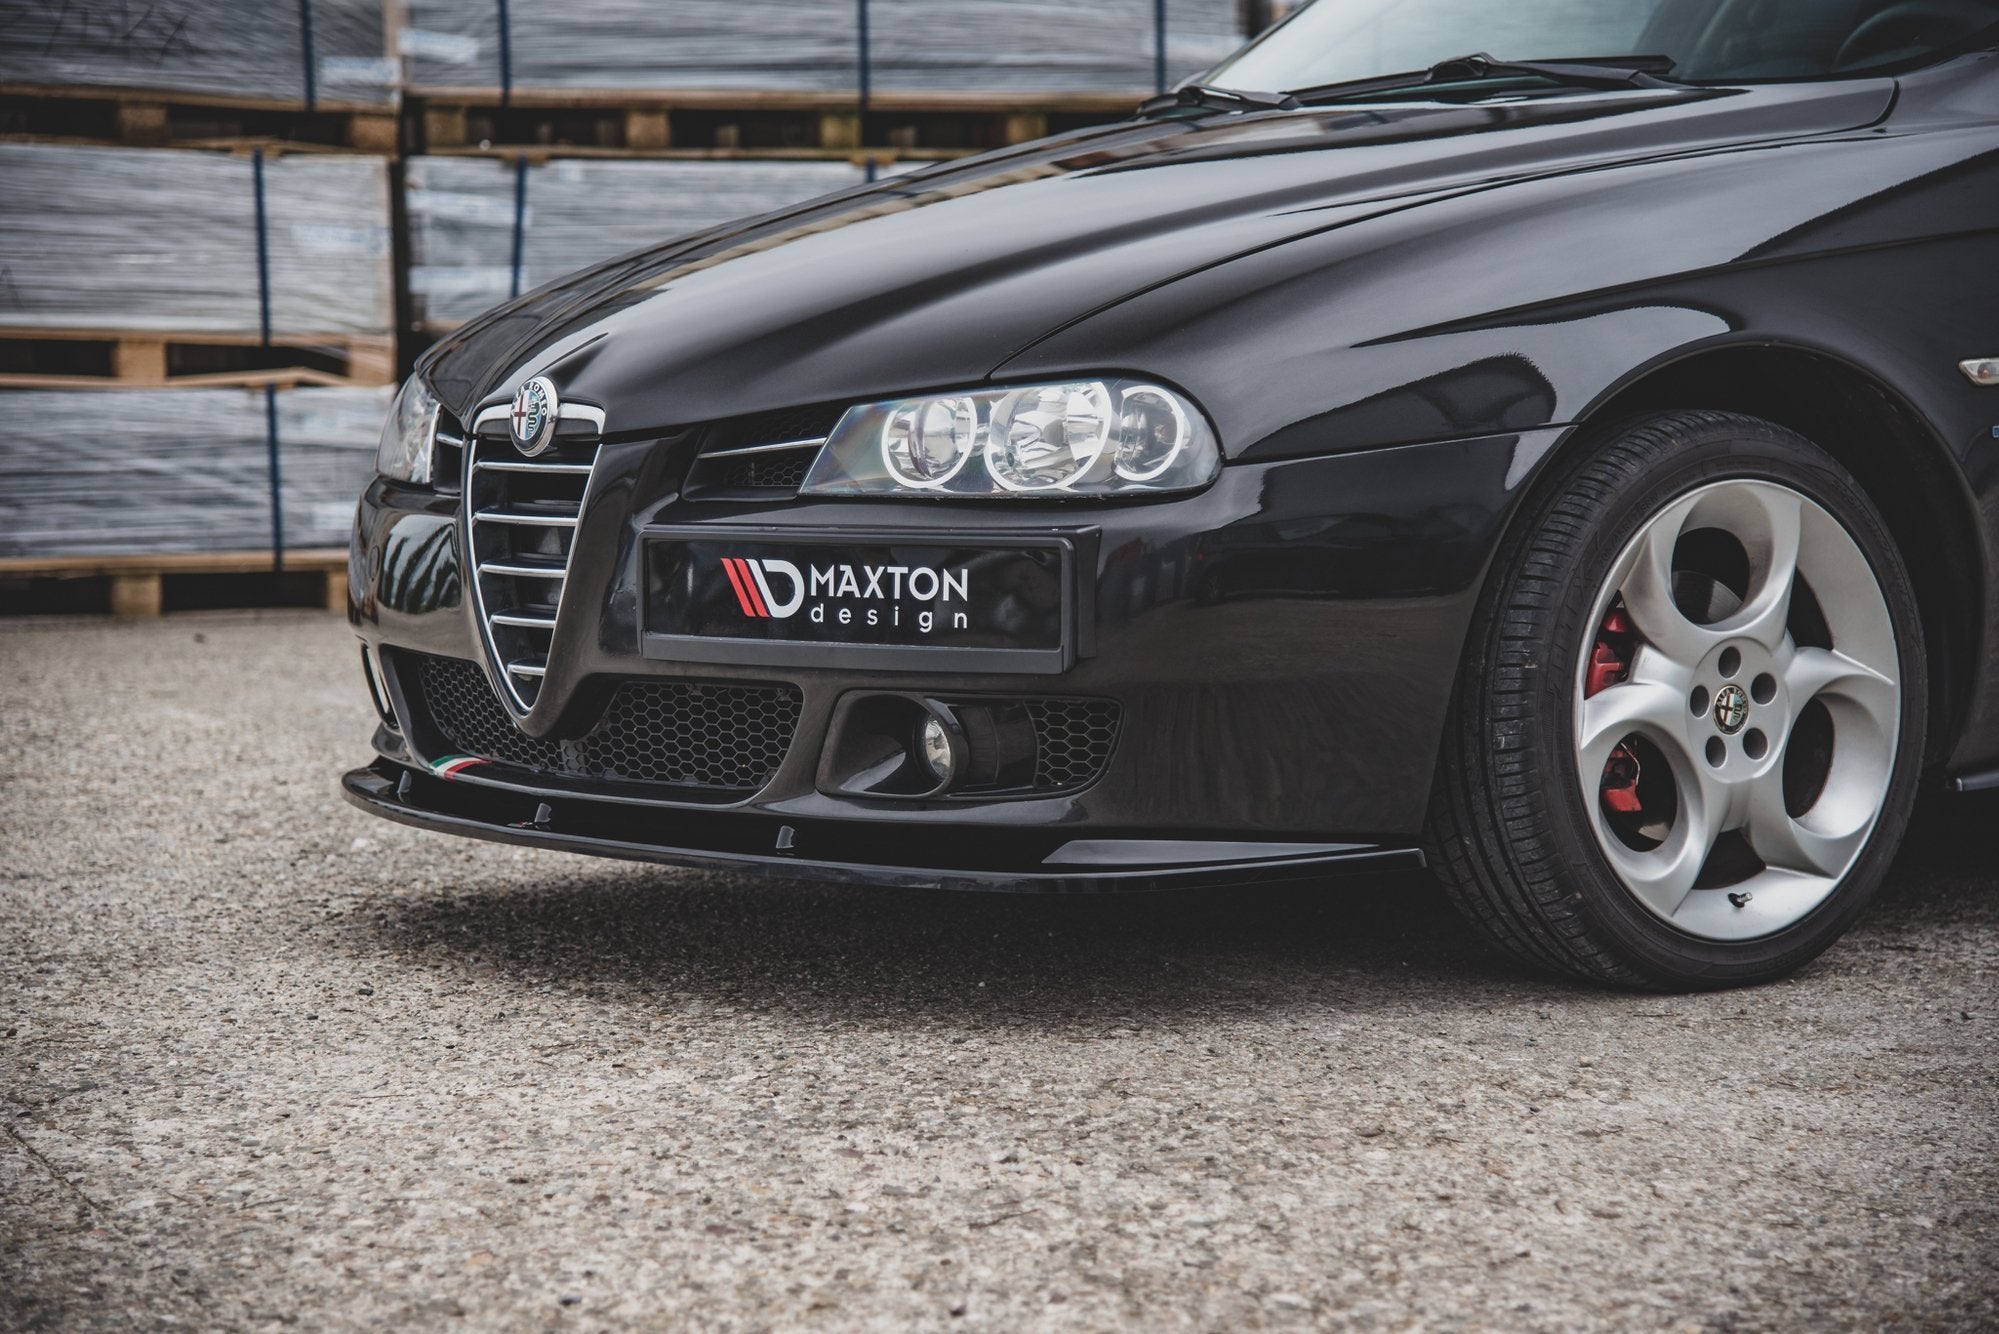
[1209,0,1999,93]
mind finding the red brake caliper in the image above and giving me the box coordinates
[1586,608,1644,815]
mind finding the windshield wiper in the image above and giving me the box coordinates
[1427,52,1679,89]
[1137,54,1678,121]
[1136,83,1301,118]
[1286,53,1680,105]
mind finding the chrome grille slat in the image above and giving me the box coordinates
[700,437,830,460]
[472,401,607,435]
[474,509,579,527]
[465,420,599,712]
[476,459,595,475]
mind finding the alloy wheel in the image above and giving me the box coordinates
[1573,479,1902,942]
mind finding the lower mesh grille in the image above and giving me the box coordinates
[414,655,801,793]
[421,655,564,771]
[411,656,1116,798]
[592,681,801,786]
[1024,699,1122,790]
[705,447,818,490]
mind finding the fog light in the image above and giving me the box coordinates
[919,713,956,785]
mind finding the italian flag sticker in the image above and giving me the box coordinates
[429,754,484,780]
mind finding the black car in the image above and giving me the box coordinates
[345,0,1999,990]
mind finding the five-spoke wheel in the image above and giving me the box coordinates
[1428,411,1925,989]
[1576,479,1901,941]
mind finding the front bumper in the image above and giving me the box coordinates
[347,426,1558,880]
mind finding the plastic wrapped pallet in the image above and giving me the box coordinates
[0,144,393,340]
[0,0,396,107]
[869,0,1244,93]
[0,386,389,558]
[405,157,871,328]
[401,0,856,93]
[399,0,1242,96]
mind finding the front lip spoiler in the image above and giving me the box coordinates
[342,761,1424,894]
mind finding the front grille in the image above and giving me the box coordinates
[1025,699,1122,791]
[464,417,598,709]
[684,401,846,497]
[415,655,802,793]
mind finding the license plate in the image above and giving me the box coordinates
[642,532,1072,672]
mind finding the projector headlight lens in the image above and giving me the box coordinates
[1113,384,1193,482]
[801,378,1220,499]
[986,382,1114,492]
[882,396,977,488]
[375,375,440,485]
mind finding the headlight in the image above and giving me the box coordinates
[800,378,1221,499]
[375,376,440,484]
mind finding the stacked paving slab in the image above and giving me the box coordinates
[0,0,1245,584]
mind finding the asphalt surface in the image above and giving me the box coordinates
[3,610,1995,1332]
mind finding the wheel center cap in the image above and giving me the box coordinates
[1713,683,1751,735]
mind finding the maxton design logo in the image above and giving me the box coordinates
[719,557,974,634]
[721,558,806,620]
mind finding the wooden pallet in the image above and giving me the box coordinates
[0,549,350,618]
[420,143,967,165]
[414,88,1137,155]
[0,85,399,153]
[0,328,396,389]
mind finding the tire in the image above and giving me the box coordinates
[1425,410,1928,990]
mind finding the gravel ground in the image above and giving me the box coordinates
[2,610,1995,1332]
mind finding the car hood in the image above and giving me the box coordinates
[420,80,1893,432]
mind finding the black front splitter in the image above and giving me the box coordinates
[341,761,1424,894]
